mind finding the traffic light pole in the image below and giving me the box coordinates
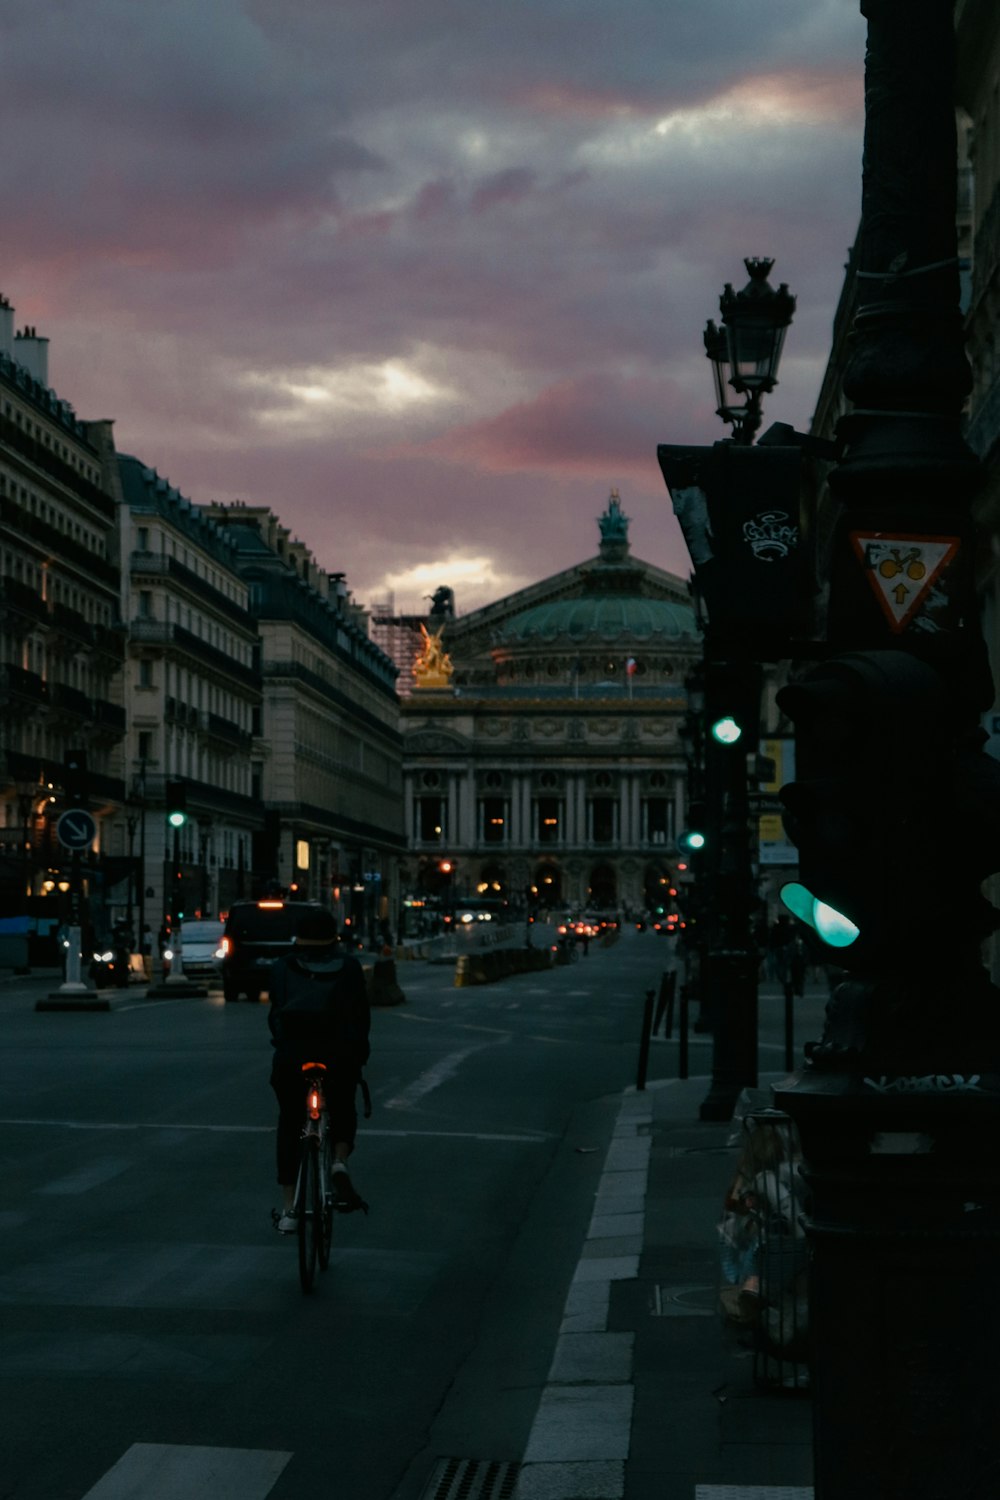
[773,4,1000,1494]
[699,651,760,1120]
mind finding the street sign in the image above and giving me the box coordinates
[849,531,959,634]
[748,793,784,814]
[56,809,97,851]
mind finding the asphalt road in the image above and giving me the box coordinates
[0,929,826,1500]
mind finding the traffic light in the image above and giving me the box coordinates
[64,748,88,808]
[778,647,1000,955]
[777,650,951,959]
[778,646,1000,1070]
[165,780,187,829]
[677,798,708,855]
[706,661,759,750]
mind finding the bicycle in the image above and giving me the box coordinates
[294,1060,334,1293]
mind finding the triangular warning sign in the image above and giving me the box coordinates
[849,531,960,634]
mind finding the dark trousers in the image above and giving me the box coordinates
[270,1058,360,1185]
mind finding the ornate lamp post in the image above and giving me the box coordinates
[705,258,796,446]
[664,261,797,1121]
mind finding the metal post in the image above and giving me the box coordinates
[699,656,760,1121]
[636,988,655,1091]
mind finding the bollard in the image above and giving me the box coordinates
[636,988,655,1091]
[653,969,676,1038]
[679,984,689,1080]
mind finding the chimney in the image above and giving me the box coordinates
[14,325,50,386]
[0,295,13,360]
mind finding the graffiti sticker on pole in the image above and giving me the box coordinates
[849,531,960,634]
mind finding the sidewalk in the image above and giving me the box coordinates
[517,1072,814,1500]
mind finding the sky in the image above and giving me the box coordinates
[1,0,867,616]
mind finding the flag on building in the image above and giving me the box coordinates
[625,657,636,676]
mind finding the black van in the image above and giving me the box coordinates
[220,899,331,1002]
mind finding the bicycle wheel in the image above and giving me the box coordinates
[297,1138,319,1293]
[317,1134,333,1271]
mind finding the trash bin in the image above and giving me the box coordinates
[718,1106,809,1391]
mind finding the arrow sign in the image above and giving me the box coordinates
[57,809,97,851]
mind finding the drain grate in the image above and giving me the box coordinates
[420,1457,521,1500]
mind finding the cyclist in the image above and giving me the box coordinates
[268,908,370,1231]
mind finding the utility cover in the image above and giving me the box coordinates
[849,530,959,634]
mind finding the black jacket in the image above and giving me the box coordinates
[267,944,370,1067]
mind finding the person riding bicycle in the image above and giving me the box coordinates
[268,907,370,1231]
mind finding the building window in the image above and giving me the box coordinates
[138,731,152,762]
[419,797,445,842]
[138,590,153,618]
[481,796,507,844]
[591,797,615,843]
[137,526,149,550]
[537,796,561,844]
[645,798,670,846]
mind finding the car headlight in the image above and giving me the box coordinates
[97,950,113,962]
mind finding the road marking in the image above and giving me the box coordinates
[36,1157,131,1195]
[79,1442,291,1499]
[384,1042,500,1109]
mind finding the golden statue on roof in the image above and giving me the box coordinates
[413,622,454,689]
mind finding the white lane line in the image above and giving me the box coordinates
[79,1443,291,1499]
[384,1042,498,1110]
[36,1157,131,1196]
[0,1117,549,1144]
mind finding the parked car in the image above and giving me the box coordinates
[163,919,225,984]
[220,899,331,1003]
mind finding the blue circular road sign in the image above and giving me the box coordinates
[56,809,97,851]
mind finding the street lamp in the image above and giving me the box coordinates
[705,258,796,445]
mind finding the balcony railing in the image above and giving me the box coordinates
[0,576,49,629]
[93,698,127,732]
[49,682,92,719]
[0,663,48,705]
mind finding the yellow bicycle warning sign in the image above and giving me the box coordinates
[849,531,959,633]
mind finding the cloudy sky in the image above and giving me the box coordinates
[2,0,867,614]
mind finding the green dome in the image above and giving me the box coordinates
[496,594,696,644]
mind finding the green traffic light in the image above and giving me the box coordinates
[679,829,706,852]
[167,810,187,829]
[710,715,743,745]
[780,881,859,949]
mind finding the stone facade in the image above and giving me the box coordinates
[0,293,127,940]
[204,503,406,943]
[114,456,263,936]
[398,495,701,922]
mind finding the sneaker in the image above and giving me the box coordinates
[277,1208,299,1233]
[331,1169,368,1214]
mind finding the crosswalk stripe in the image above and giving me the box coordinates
[79,1443,291,1499]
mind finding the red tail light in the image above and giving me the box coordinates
[308,1089,321,1119]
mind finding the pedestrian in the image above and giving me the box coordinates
[267,907,370,1231]
[769,915,806,1005]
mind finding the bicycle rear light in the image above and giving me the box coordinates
[308,1089,321,1119]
